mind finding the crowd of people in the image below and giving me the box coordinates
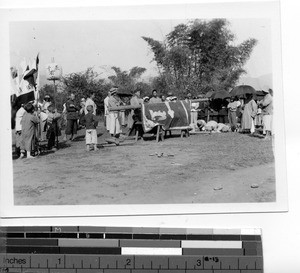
[13,86,273,159]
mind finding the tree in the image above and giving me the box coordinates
[62,67,110,114]
[143,19,257,98]
[108,66,150,96]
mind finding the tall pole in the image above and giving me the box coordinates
[53,79,56,107]
[52,79,59,148]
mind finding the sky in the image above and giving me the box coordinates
[9,18,272,85]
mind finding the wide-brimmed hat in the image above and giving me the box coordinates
[110,87,118,95]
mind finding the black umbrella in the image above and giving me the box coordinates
[254,90,265,100]
[231,85,256,97]
[116,90,133,97]
[255,90,265,96]
[212,90,231,100]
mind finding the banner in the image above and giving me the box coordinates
[142,100,191,132]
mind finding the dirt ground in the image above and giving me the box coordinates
[12,123,275,205]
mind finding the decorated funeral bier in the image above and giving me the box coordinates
[142,100,191,132]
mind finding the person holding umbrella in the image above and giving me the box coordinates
[258,88,273,139]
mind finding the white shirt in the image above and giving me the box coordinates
[104,96,110,115]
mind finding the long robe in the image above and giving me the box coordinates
[108,96,122,135]
[241,99,257,130]
[260,93,273,133]
[104,96,110,131]
[20,112,39,152]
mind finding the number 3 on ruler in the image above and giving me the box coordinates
[196,259,201,266]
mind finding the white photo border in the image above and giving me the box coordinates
[0,1,288,218]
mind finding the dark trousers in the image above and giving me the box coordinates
[66,119,78,135]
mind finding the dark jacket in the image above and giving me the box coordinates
[66,99,79,120]
[80,112,98,129]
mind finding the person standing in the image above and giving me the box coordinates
[108,87,122,144]
[258,88,273,139]
[46,105,61,150]
[80,105,99,151]
[15,104,26,157]
[78,97,86,129]
[149,89,162,103]
[65,93,80,141]
[127,89,143,129]
[104,91,111,132]
[39,95,52,141]
[227,97,238,131]
[19,103,40,159]
[186,93,199,133]
[240,93,257,134]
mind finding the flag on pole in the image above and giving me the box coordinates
[15,53,39,108]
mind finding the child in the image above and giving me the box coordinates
[80,105,99,151]
[46,105,61,150]
[20,103,40,159]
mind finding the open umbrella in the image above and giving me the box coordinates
[212,90,230,100]
[116,89,133,97]
[231,85,256,97]
[254,90,265,100]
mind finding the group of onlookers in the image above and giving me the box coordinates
[14,86,273,159]
[194,89,273,139]
[14,90,99,158]
[15,98,61,159]
[237,89,273,139]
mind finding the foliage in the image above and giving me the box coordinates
[39,67,152,113]
[108,66,151,96]
[143,19,257,98]
[61,67,110,114]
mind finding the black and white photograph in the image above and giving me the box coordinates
[0,1,287,216]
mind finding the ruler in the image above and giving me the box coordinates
[0,226,263,273]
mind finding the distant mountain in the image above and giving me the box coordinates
[238,73,272,90]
